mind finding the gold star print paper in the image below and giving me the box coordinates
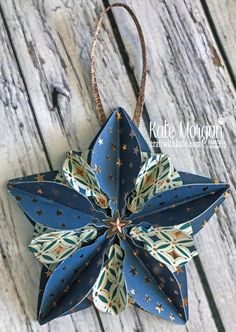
[8,108,229,325]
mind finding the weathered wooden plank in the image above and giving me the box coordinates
[0,0,229,331]
[0,10,103,332]
[109,0,236,331]
[205,0,236,83]
[0,1,145,331]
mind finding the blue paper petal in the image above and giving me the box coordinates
[88,108,144,212]
[38,232,110,324]
[123,108,150,153]
[8,181,106,230]
[121,239,186,324]
[130,183,229,232]
[9,171,59,183]
[38,266,91,319]
[125,236,188,321]
[174,267,188,320]
[179,171,217,184]
[89,107,150,155]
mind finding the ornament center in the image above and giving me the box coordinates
[103,211,131,239]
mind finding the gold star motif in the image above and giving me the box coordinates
[144,295,151,302]
[111,143,116,151]
[35,174,45,182]
[37,188,43,194]
[122,144,127,151]
[182,298,188,306]
[212,179,219,184]
[116,158,123,167]
[156,303,164,314]
[98,138,103,145]
[45,270,52,278]
[222,191,230,198]
[103,210,131,239]
[130,288,136,295]
[93,164,101,174]
[169,313,175,322]
[129,131,135,139]
[116,111,122,120]
[129,266,138,276]
[201,220,208,228]
[133,146,139,155]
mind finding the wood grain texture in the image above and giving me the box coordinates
[205,0,236,82]
[0,9,105,332]
[0,0,235,331]
[109,1,236,331]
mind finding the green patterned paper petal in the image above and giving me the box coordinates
[127,154,183,212]
[130,225,198,273]
[63,151,108,209]
[92,244,128,315]
[29,226,97,266]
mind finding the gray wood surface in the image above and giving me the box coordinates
[0,1,235,332]
[205,0,236,83]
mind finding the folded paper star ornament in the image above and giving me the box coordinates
[8,108,230,325]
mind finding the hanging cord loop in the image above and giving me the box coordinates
[91,2,147,127]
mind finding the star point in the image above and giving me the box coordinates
[144,295,151,302]
[93,164,101,174]
[116,158,123,167]
[103,210,131,239]
[45,270,52,278]
[110,143,116,151]
[130,288,136,295]
[133,146,139,155]
[156,303,164,314]
[129,266,138,276]
[122,144,127,151]
[37,188,43,194]
[116,111,122,120]
[129,131,135,139]
[169,313,175,322]
[35,174,45,182]
[98,138,103,145]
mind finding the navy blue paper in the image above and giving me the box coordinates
[8,108,230,325]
